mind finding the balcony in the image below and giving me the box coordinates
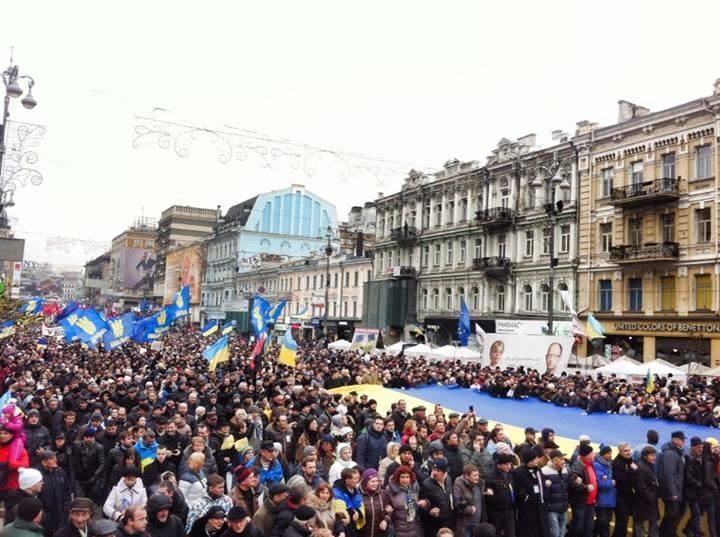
[475,207,515,229]
[610,178,680,208]
[388,265,417,279]
[389,225,419,246]
[609,241,679,264]
[472,256,512,278]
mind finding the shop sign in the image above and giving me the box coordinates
[614,321,720,333]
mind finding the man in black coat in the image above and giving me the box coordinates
[633,446,659,537]
[419,458,455,536]
[513,445,547,537]
[485,453,516,537]
[658,431,685,537]
[220,506,265,537]
[38,450,72,536]
[24,410,51,468]
[611,442,636,537]
[681,437,704,537]
[147,493,187,537]
[53,497,95,537]
[70,428,106,501]
[442,431,464,483]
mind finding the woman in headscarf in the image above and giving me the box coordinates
[359,469,390,537]
[382,465,423,537]
[329,443,357,485]
[378,442,400,484]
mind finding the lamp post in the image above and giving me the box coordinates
[0,55,38,231]
[323,226,333,338]
[529,152,572,335]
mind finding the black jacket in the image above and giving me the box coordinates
[484,468,514,513]
[513,465,548,537]
[658,442,685,500]
[611,455,635,505]
[220,525,265,537]
[541,463,569,514]
[567,459,591,506]
[420,476,454,531]
[683,453,703,502]
[148,512,187,537]
[39,467,73,533]
[70,440,105,482]
[282,521,312,537]
[633,459,659,521]
[442,444,463,483]
[24,423,51,467]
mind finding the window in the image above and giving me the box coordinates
[332,302,337,316]
[471,286,480,310]
[433,244,441,266]
[306,276,310,289]
[446,241,454,265]
[631,161,644,188]
[446,201,454,224]
[601,168,614,198]
[434,204,442,227]
[458,287,465,307]
[599,280,612,311]
[387,250,394,268]
[540,284,550,312]
[560,225,571,253]
[432,288,439,309]
[660,213,675,243]
[297,277,301,289]
[662,153,676,179]
[696,145,713,179]
[423,204,430,229]
[352,301,357,317]
[629,278,643,311]
[523,284,533,311]
[542,228,551,254]
[378,218,385,237]
[558,283,569,312]
[629,218,643,246]
[445,288,453,310]
[696,208,712,243]
[696,274,712,311]
[474,238,483,259]
[312,275,317,289]
[334,273,339,288]
[660,276,676,311]
[500,180,510,208]
[345,272,350,287]
[377,253,384,273]
[525,230,534,257]
[600,223,612,252]
[459,240,467,264]
[496,285,505,312]
[422,289,429,310]
[319,274,324,288]
[354,271,359,287]
[422,246,430,267]
[343,302,348,316]
[459,199,468,221]
[498,234,507,258]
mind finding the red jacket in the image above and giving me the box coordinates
[0,440,29,492]
[583,458,598,505]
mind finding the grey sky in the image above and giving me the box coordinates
[4,0,719,267]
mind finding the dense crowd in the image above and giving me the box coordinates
[0,314,717,537]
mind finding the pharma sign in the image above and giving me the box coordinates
[482,334,574,375]
[495,319,573,337]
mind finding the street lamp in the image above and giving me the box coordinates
[530,152,572,335]
[323,226,333,338]
[0,55,38,231]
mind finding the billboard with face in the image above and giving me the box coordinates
[121,248,157,290]
[483,334,574,375]
[163,243,205,305]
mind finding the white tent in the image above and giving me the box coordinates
[703,366,720,377]
[429,345,482,361]
[594,357,646,377]
[382,341,409,356]
[328,339,352,351]
[643,360,685,377]
[404,344,434,358]
[679,362,713,375]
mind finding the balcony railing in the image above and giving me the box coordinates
[388,265,417,279]
[609,241,679,264]
[475,207,515,228]
[610,178,680,208]
[389,225,419,246]
[472,256,512,277]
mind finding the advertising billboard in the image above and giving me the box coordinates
[351,327,379,352]
[482,334,574,375]
[495,319,573,336]
[121,248,157,290]
[163,243,205,305]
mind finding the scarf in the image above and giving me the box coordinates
[401,485,417,522]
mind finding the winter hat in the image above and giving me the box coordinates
[427,440,444,455]
[599,445,612,456]
[92,519,118,537]
[146,494,172,513]
[579,444,594,457]
[399,444,414,455]
[294,505,316,522]
[360,468,379,489]
[228,506,249,520]
[17,497,43,521]
[19,468,43,490]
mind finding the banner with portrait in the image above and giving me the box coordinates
[482,334,574,375]
[350,327,379,352]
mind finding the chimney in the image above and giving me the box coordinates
[355,231,364,257]
[618,100,650,123]
[517,133,536,149]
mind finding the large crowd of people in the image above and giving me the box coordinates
[0,311,717,537]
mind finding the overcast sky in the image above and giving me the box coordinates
[4,0,720,267]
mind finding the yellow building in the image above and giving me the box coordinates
[576,81,720,365]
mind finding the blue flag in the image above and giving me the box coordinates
[18,297,43,315]
[0,321,15,339]
[250,295,271,338]
[151,306,173,335]
[103,313,135,351]
[268,300,287,324]
[170,285,190,319]
[458,297,470,347]
[131,316,159,343]
[74,307,109,347]
[59,312,81,342]
[56,301,79,322]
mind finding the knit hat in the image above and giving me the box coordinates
[427,440,444,455]
[495,452,514,465]
[599,444,612,456]
[294,505,316,522]
[399,444,414,454]
[431,458,449,472]
[361,468,379,488]
[234,466,258,484]
[691,436,703,447]
[579,444,594,457]
[228,506,249,520]
[17,497,43,521]
[19,468,43,490]
[92,519,118,537]
[268,483,289,498]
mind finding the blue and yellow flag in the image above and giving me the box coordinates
[586,313,605,339]
[59,311,81,342]
[18,297,43,315]
[250,295,270,338]
[152,307,173,335]
[268,300,286,324]
[103,313,134,351]
[646,370,655,394]
[168,285,190,319]
[221,320,236,336]
[0,321,15,339]
[203,335,230,372]
[201,319,218,337]
[278,327,298,368]
[56,302,79,322]
[73,307,109,347]
[458,297,471,347]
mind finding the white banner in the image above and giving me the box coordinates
[483,334,574,375]
[495,319,573,337]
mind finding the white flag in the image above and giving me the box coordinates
[560,289,577,317]
[474,323,487,354]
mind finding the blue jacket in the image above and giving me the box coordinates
[356,429,388,471]
[593,457,617,508]
[246,455,284,485]
[541,463,569,513]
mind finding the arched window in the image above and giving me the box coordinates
[458,287,465,307]
[541,284,550,311]
[445,288,453,310]
[496,285,505,312]
[432,288,440,310]
[524,284,533,311]
[422,289,429,310]
[471,286,480,310]
[558,282,569,311]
